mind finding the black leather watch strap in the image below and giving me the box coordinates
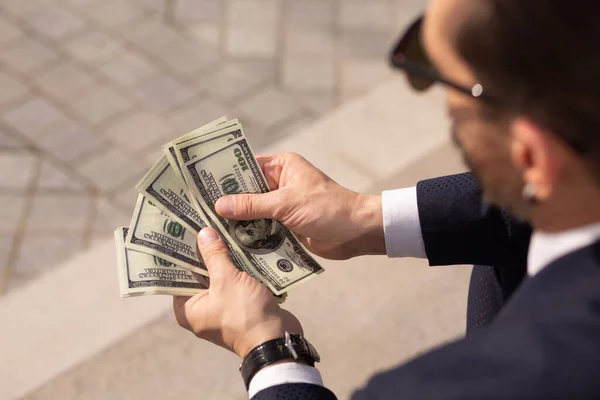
[240,332,320,390]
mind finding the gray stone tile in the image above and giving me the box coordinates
[27,193,91,232]
[168,98,228,133]
[121,19,179,50]
[1,98,70,140]
[66,31,123,63]
[0,194,26,234]
[199,60,276,100]
[284,0,334,26]
[88,0,145,28]
[236,87,301,129]
[282,57,335,91]
[65,0,102,6]
[274,113,316,137]
[0,0,53,16]
[37,121,107,163]
[105,111,173,152]
[337,87,364,103]
[234,118,268,150]
[174,0,222,22]
[144,147,166,166]
[78,148,146,191]
[37,160,85,191]
[26,5,87,40]
[0,71,29,105]
[186,22,220,47]
[98,52,158,88]
[133,74,195,112]
[159,38,220,77]
[0,36,59,73]
[227,0,281,23]
[395,0,426,28]
[284,25,335,56]
[341,58,394,92]
[339,29,393,59]
[0,235,13,278]
[91,197,130,234]
[0,152,36,189]
[226,24,277,57]
[0,17,23,47]
[114,180,144,209]
[35,60,97,100]
[136,0,167,13]
[294,90,337,115]
[340,1,393,31]
[0,130,26,149]
[12,234,85,280]
[69,86,133,125]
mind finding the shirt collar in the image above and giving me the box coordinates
[528,222,600,276]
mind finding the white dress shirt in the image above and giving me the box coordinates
[248,187,600,398]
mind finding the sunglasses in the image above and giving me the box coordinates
[389,16,498,104]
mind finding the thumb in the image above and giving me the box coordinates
[197,228,238,286]
[215,192,283,220]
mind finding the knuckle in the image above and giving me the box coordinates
[238,194,253,216]
[285,152,303,162]
[271,191,290,220]
[201,242,228,264]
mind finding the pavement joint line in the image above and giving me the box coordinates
[0,151,41,295]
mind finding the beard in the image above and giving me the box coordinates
[451,127,528,220]
[452,127,484,185]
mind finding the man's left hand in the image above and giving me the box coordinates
[173,227,303,359]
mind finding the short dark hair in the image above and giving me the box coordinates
[454,0,600,183]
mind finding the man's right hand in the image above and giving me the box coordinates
[214,152,386,260]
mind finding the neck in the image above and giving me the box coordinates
[532,191,600,233]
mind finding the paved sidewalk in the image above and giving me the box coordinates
[0,0,425,294]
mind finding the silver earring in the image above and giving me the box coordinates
[522,182,539,204]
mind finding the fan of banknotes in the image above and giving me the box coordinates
[114,117,324,303]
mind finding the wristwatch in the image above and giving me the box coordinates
[240,331,321,390]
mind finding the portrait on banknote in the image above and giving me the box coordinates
[229,219,285,254]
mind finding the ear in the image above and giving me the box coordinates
[509,118,556,201]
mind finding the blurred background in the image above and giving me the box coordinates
[0,0,473,399]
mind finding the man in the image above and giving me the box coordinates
[173,0,600,398]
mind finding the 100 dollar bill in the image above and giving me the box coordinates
[180,137,324,295]
[124,194,207,275]
[115,227,208,297]
[162,116,229,189]
[136,156,210,232]
[173,121,243,167]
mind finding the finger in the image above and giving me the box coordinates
[215,191,286,220]
[173,296,192,330]
[256,154,283,190]
[173,292,209,332]
[197,228,239,287]
[296,234,310,248]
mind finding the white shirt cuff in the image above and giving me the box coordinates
[248,362,323,398]
[382,187,426,258]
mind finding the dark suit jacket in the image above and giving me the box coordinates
[252,173,600,399]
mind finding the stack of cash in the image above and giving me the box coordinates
[114,117,324,302]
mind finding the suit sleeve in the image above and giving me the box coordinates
[251,383,337,400]
[417,172,531,268]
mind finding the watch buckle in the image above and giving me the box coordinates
[284,331,299,359]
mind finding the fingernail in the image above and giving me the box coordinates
[217,197,235,216]
[198,228,219,245]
